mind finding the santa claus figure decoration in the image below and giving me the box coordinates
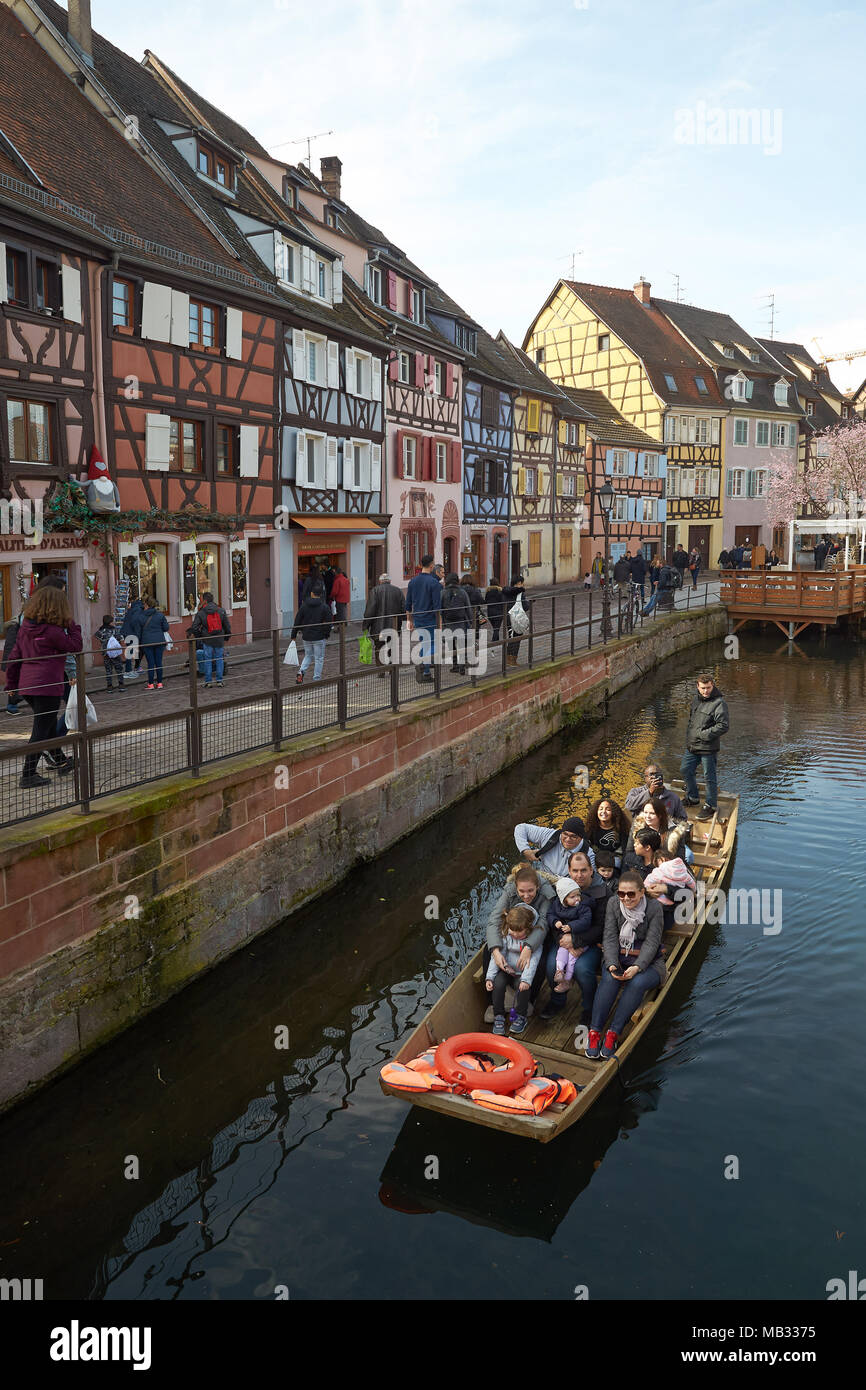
[85,445,120,514]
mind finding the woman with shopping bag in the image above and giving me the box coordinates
[4,585,82,789]
[140,603,170,689]
[501,574,530,668]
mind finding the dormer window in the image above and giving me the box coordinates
[695,376,708,394]
[366,264,383,305]
[285,184,296,209]
[326,210,337,229]
[750,350,760,362]
[722,345,735,358]
[664,373,677,391]
[318,260,327,299]
[774,380,789,406]
[731,376,747,401]
[412,287,424,322]
[455,323,477,355]
[196,140,234,190]
[806,401,815,416]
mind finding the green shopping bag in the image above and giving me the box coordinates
[359,632,374,665]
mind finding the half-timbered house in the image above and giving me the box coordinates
[525,278,727,566]
[494,333,591,585]
[556,388,667,574]
[656,303,804,560]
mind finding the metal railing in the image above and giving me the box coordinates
[0,583,720,829]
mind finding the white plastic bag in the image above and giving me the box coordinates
[283,639,300,667]
[508,598,530,635]
[65,693,98,731]
[164,637,175,652]
[106,634,122,659]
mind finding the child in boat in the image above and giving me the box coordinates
[644,849,696,931]
[594,850,619,889]
[547,877,593,995]
[486,904,543,1037]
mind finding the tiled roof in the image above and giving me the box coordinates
[562,280,726,408]
[141,50,272,160]
[758,339,845,429]
[26,0,386,343]
[495,332,593,417]
[558,387,665,449]
[656,299,782,374]
[0,4,254,279]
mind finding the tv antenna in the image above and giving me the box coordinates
[759,292,776,340]
[560,250,584,281]
[272,129,335,167]
[669,271,686,304]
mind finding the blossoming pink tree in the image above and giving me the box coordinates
[765,420,866,561]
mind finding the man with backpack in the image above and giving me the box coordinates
[192,591,231,687]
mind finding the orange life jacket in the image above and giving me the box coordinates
[470,1074,578,1116]
[379,1062,452,1093]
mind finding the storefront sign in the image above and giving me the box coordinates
[0,534,79,552]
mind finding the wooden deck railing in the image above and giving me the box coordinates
[720,569,866,615]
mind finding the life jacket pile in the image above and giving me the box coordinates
[380,1048,578,1117]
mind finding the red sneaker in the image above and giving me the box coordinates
[157,682,163,689]
[584,1029,602,1060]
[601,1030,619,1059]
[146,683,154,690]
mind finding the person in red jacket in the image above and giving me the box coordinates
[5,584,82,789]
[330,567,351,626]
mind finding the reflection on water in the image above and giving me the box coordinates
[1,632,864,1300]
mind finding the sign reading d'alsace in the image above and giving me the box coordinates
[0,534,79,552]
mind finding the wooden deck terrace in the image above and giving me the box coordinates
[721,568,866,637]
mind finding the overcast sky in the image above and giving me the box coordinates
[84,0,865,390]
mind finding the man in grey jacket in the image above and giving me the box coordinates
[362,573,405,673]
[680,674,730,817]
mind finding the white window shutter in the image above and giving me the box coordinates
[301,247,315,294]
[0,242,6,304]
[343,440,355,491]
[145,413,171,471]
[332,259,343,304]
[327,340,340,389]
[712,417,720,445]
[296,430,307,484]
[371,357,382,403]
[61,263,82,323]
[142,282,172,341]
[225,306,243,359]
[326,436,339,489]
[239,424,259,477]
[170,290,190,348]
[345,346,356,395]
[292,327,306,380]
[360,446,372,493]
[371,444,382,492]
[711,469,720,497]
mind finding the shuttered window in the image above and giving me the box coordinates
[528,532,542,565]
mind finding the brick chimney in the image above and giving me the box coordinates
[634,277,651,305]
[320,156,342,201]
[67,0,94,65]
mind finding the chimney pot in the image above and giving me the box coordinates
[634,277,651,305]
[320,156,342,202]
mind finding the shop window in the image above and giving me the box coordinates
[138,544,169,611]
[231,548,248,604]
[196,543,220,604]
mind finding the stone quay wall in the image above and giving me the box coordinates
[0,607,726,1111]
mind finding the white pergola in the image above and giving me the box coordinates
[788,517,866,568]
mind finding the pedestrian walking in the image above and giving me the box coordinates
[192,591,231,687]
[406,554,442,683]
[4,584,81,789]
[629,549,648,600]
[672,544,689,584]
[502,574,530,667]
[613,554,632,602]
[688,546,702,589]
[362,573,406,675]
[291,583,332,684]
[441,572,473,673]
[95,613,125,690]
[330,567,350,628]
[590,551,604,590]
[680,673,730,817]
[120,595,145,678]
[484,578,506,641]
[460,574,485,633]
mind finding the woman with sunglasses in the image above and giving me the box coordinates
[585,871,666,1060]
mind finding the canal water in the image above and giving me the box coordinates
[1,632,864,1301]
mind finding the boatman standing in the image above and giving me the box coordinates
[514,816,596,876]
[681,674,730,818]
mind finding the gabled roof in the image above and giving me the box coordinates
[549,280,726,409]
[655,299,783,375]
[758,338,846,429]
[558,387,665,450]
[25,0,385,342]
[141,49,272,160]
[495,333,592,417]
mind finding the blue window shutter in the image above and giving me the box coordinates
[746,379,754,400]
[726,470,733,497]
[626,496,636,522]
[635,452,644,477]
[605,448,613,476]
[658,454,667,479]
[747,469,756,497]
[658,497,667,524]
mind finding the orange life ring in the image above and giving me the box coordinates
[434,1033,536,1095]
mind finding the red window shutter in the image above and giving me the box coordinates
[407,279,415,319]
[387,270,398,311]
[389,352,399,381]
[415,352,426,388]
[422,437,433,481]
[450,439,462,483]
[445,362,454,397]
[395,430,405,478]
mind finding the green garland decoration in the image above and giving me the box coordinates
[43,482,246,566]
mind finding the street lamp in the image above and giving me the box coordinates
[598,479,614,640]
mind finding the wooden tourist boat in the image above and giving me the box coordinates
[379,784,739,1142]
